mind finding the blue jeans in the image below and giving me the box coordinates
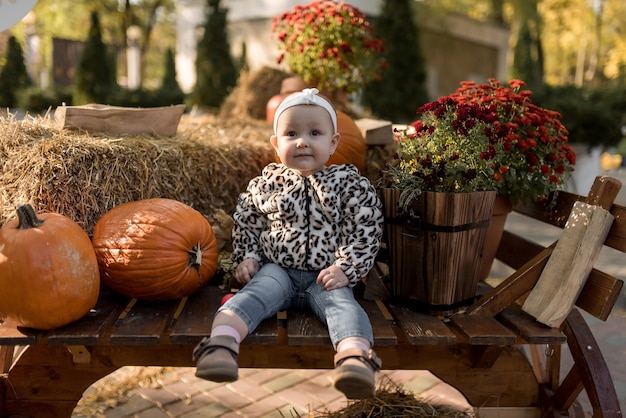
[218,263,373,349]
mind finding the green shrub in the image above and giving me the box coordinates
[107,88,186,108]
[362,0,429,123]
[0,36,32,108]
[17,86,73,113]
[73,11,116,105]
[532,84,625,149]
[189,0,238,109]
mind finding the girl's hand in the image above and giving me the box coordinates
[235,259,260,285]
[316,265,349,290]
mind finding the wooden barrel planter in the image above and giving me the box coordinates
[381,188,496,316]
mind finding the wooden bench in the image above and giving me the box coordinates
[1,176,624,417]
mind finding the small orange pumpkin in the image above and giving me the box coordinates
[328,110,367,172]
[0,204,100,330]
[92,198,219,301]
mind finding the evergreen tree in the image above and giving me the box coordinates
[73,11,116,105]
[0,36,32,108]
[190,0,238,109]
[159,47,184,104]
[238,41,249,74]
[362,0,429,123]
[511,19,542,88]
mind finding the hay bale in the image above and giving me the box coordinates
[220,66,291,120]
[0,112,275,235]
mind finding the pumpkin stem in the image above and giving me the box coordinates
[188,242,203,273]
[16,204,44,229]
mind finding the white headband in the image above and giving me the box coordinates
[273,88,338,134]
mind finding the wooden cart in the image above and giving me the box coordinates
[1,176,623,417]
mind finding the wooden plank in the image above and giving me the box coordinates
[169,286,219,344]
[478,177,622,319]
[450,315,516,345]
[0,319,40,346]
[498,304,566,344]
[286,310,329,345]
[388,304,456,345]
[495,230,547,270]
[355,118,394,145]
[576,270,623,321]
[495,231,624,321]
[170,285,279,345]
[605,204,626,252]
[54,104,185,137]
[514,176,621,227]
[583,176,622,210]
[109,298,180,345]
[47,287,128,346]
[358,298,397,346]
[467,244,554,317]
[522,201,615,327]
[246,314,280,345]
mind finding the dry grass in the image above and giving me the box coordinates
[314,377,475,418]
[72,366,183,417]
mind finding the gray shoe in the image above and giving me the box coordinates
[333,348,381,399]
[192,335,239,382]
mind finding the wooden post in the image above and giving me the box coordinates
[522,200,614,327]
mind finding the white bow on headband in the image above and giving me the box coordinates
[273,88,338,134]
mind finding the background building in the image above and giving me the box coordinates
[175,0,510,97]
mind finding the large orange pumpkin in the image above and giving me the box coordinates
[272,109,367,173]
[92,198,219,301]
[0,204,100,330]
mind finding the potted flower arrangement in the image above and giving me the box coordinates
[384,79,576,206]
[447,79,576,205]
[447,79,576,278]
[380,97,499,314]
[271,0,385,101]
[380,79,576,313]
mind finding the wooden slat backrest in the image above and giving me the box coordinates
[514,184,626,254]
[487,176,624,321]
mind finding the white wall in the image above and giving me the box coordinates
[225,0,382,20]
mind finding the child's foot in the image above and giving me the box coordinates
[333,348,381,399]
[192,335,239,382]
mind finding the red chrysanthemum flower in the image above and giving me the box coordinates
[382,79,575,205]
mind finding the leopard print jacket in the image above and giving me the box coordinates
[232,163,383,287]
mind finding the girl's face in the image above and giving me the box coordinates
[271,105,340,176]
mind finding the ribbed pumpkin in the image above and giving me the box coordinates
[328,110,367,173]
[272,109,367,173]
[92,198,219,301]
[0,204,100,330]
